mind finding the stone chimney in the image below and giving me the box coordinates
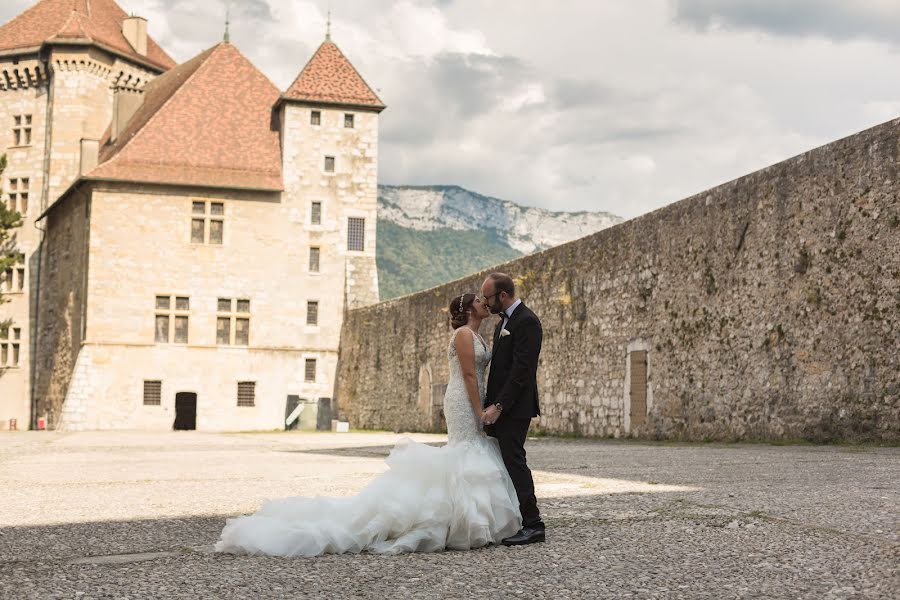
[111,87,144,144]
[80,139,99,175]
[122,15,148,56]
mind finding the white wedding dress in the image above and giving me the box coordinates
[215,328,521,556]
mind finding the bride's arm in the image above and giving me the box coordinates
[454,328,484,420]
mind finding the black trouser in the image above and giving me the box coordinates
[486,417,542,528]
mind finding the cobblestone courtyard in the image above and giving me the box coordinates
[0,432,897,599]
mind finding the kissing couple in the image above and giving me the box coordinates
[216,272,545,556]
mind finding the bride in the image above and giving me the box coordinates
[215,293,522,556]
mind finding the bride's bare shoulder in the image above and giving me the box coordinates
[453,327,474,352]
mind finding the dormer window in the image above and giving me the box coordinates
[311,111,321,126]
[344,113,355,128]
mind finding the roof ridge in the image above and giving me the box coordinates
[285,41,325,94]
[55,6,92,41]
[98,43,222,170]
[227,41,281,97]
[104,160,282,175]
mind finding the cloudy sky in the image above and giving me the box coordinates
[3,1,900,219]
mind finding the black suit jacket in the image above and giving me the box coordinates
[485,302,542,419]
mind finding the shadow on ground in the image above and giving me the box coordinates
[2,497,898,600]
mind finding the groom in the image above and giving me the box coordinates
[480,272,545,545]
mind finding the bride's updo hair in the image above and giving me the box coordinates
[449,293,477,329]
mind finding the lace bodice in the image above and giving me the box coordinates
[444,328,492,445]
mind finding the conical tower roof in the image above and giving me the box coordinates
[283,40,385,111]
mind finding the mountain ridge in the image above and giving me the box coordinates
[378,184,621,254]
[376,185,623,299]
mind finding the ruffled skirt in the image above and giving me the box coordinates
[215,436,521,556]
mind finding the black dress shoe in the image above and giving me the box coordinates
[501,526,546,546]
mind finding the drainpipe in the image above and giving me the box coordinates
[30,53,54,430]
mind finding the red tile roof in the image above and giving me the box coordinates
[283,40,385,110]
[89,43,283,192]
[0,0,175,70]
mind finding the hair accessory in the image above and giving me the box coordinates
[459,295,464,314]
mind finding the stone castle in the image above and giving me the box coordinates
[0,0,383,431]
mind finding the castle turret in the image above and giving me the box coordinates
[0,0,174,430]
[0,0,175,208]
[277,37,385,311]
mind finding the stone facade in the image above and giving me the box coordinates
[1,2,382,431]
[335,118,900,443]
[34,104,379,431]
[279,103,379,311]
[32,189,89,426]
[44,48,156,204]
[35,184,332,429]
[0,46,159,430]
[36,95,378,430]
[0,53,47,430]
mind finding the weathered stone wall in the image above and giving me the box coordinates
[34,190,90,428]
[336,118,900,443]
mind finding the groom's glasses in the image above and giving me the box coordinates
[481,292,500,303]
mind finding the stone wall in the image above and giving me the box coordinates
[280,103,379,311]
[335,118,900,443]
[0,46,161,429]
[0,53,48,430]
[34,189,90,427]
[46,47,157,206]
[40,182,342,431]
[56,344,318,431]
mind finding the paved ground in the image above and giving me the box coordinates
[0,432,897,599]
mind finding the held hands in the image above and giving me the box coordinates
[481,405,501,426]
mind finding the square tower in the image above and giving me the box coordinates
[278,39,385,311]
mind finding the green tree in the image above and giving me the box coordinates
[0,153,24,329]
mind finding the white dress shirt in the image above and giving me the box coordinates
[501,298,522,331]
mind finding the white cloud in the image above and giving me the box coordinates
[672,0,900,46]
[0,0,898,219]
[862,101,900,124]
[500,82,546,112]
[373,1,492,60]
[624,155,657,175]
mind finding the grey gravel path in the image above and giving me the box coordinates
[0,432,897,599]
